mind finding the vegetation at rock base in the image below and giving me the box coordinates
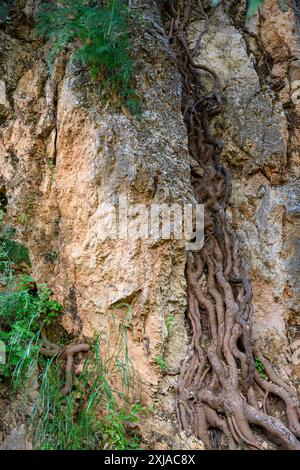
[31,323,144,450]
[35,0,140,114]
[0,211,145,449]
[0,211,62,385]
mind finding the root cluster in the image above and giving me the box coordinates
[40,328,89,396]
[158,0,300,450]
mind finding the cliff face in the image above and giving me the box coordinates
[187,0,300,384]
[0,0,299,449]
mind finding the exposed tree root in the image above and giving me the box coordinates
[40,327,90,396]
[157,0,300,450]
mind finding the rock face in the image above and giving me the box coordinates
[0,0,299,448]
[0,0,196,448]
[188,0,300,385]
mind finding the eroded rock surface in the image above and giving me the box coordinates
[0,0,299,449]
[188,0,299,385]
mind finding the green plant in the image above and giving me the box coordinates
[255,357,268,380]
[0,210,30,267]
[165,315,174,337]
[31,316,144,450]
[19,213,30,224]
[0,217,145,449]
[0,242,62,387]
[155,354,168,371]
[35,0,139,113]
[100,404,144,450]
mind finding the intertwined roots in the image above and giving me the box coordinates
[158,0,300,450]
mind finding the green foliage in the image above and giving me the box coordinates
[211,0,263,16]
[155,354,168,371]
[255,357,268,380]
[165,315,174,337]
[0,209,31,266]
[0,239,62,386]
[31,317,144,450]
[100,404,144,450]
[0,239,31,266]
[19,213,30,224]
[35,0,139,113]
[0,216,145,449]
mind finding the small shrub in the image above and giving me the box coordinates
[0,268,62,386]
[155,354,168,371]
[255,357,268,380]
[35,0,139,113]
[0,239,31,266]
[19,213,30,224]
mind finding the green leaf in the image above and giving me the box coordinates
[0,239,31,266]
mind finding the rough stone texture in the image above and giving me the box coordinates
[188,0,299,386]
[0,0,299,449]
[0,0,196,448]
[0,383,33,450]
[141,417,204,450]
[189,6,288,183]
[0,426,32,450]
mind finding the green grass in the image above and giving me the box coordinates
[0,2,8,22]
[35,0,140,114]
[31,316,144,450]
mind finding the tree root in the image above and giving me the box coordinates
[158,0,300,450]
[40,328,90,396]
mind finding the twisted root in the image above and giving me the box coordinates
[158,0,300,450]
[40,328,89,396]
